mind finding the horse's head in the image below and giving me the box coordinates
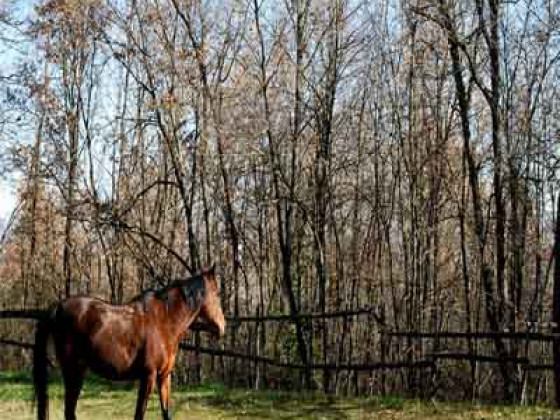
[197,265,226,338]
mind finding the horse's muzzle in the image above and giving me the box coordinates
[216,321,226,338]
[208,321,225,338]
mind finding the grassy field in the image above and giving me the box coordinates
[0,372,558,419]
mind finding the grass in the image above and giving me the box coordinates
[0,371,558,419]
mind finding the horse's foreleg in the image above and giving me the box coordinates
[63,368,85,420]
[134,372,156,420]
[158,374,172,420]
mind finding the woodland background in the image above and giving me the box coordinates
[0,0,560,405]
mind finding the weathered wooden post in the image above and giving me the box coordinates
[552,195,560,407]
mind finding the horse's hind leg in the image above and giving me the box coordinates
[62,363,85,420]
[55,335,85,420]
[135,371,156,420]
[158,373,172,420]
[54,333,86,420]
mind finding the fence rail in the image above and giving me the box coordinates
[0,309,218,333]
[386,331,560,341]
[0,309,558,394]
[0,339,33,349]
[226,308,382,323]
[427,352,530,364]
[0,310,47,320]
[2,337,552,372]
[180,343,435,371]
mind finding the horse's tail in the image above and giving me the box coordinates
[33,308,55,420]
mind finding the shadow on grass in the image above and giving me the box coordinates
[0,371,34,385]
[173,388,402,420]
[0,371,404,419]
[174,393,346,419]
[0,370,137,402]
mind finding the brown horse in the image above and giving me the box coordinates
[33,266,225,420]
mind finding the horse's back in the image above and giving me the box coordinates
[57,297,136,332]
[53,297,147,379]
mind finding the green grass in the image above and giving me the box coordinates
[0,371,558,419]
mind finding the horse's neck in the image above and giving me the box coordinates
[163,288,199,338]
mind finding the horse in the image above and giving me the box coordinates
[32,265,225,420]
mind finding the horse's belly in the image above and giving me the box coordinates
[88,360,138,381]
[85,328,143,380]
[87,346,141,380]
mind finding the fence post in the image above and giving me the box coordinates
[552,195,560,407]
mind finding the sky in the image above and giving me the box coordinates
[0,178,17,220]
[0,1,36,226]
[0,0,123,233]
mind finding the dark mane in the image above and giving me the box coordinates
[131,274,207,311]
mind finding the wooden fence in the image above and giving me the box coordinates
[0,308,558,403]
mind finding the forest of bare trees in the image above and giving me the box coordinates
[1,0,560,405]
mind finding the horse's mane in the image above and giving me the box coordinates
[132,275,207,311]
